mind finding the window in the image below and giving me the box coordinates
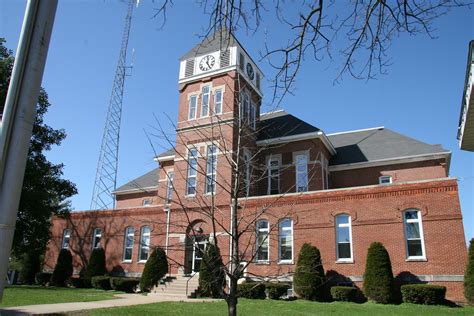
[139,226,151,262]
[403,209,426,259]
[188,95,197,120]
[336,214,352,261]
[379,176,392,184]
[244,93,250,123]
[279,219,293,262]
[142,199,151,206]
[166,171,174,203]
[295,153,308,192]
[186,148,198,195]
[61,229,71,249]
[267,156,280,195]
[256,72,261,90]
[92,228,102,249]
[244,151,251,196]
[201,86,210,117]
[123,227,134,262]
[256,220,269,262]
[205,145,217,194]
[250,101,256,129]
[239,52,245,70]
[239,92,245,122]
[214,89,222,114]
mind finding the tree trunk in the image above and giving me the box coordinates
[226,292,237,316]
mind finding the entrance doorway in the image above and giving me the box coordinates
[191,236,207,273]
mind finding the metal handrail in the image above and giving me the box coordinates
[185,272,198,297]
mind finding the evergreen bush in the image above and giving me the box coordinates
[401,284,446,305]
[465,238,474,304]
[363,242,394,304]
[110,277,140,293]
[34,272,52,286]
[84,248,107,287]
[51,249,73,287]
[199,243,225,298]
[140,247,168,292]
[330,286,357,302]
[237,282,266,299]
[265,283,291,300]
[91,276,112,290]
[21,252,41,284]
[293,243,325,301]
[70,277,86,288]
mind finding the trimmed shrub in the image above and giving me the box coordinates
[22,252,42,284]
[35,272,52,286]
[363,242,394,304]
[330,286,357,302]
[84,248,107,287]
[199,243,225,298]
[110,277,140,293]
[51,249,73,287]
[237,282,266,299]
[293,243,325,301]
[70,277,86,288]
[465,238,474,304]
[266,283,291,300]
[401,284,446,305]
[91,276,111,290]
[140,247,168,292]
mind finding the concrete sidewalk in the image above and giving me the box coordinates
[0,293,219,315]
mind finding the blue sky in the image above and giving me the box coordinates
[1,1,473,242]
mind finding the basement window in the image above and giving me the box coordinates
[379,176,392,184]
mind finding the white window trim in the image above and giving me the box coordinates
[142,199,152,206]
[186,148,199,197]
[200,86,211,118]
[267,155,281,195]
[213,89,223,115]
[278,219,294,263]
[294,152,309,193]
[335,214,353,263]
[122,227,134,262]
[165,171,174,204]
[256,220,270,263]
[205,144,217,194]
[62,229,71,249]
[92,228,102,249]
[379,175,393,184]
[403,209,427,260]
[188,95,197,120]
[138,226,151,262]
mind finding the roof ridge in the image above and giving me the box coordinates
[327,126,385,136]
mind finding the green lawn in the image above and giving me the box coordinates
[90,299,474,316]
[0,286,122,307]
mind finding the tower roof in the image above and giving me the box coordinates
[180,29,238,60]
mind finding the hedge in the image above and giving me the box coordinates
[237,282,266,299]
[330,286,357,302]
[70,277,87,288]
[51,249,73,287]
[465,238,474,304]
[401,284,446,305]
[266,283,291,300]
[140,247,168,292]
[110,277,140,293]
[293,243,325,301]
[84,248,107,287]
[91,276,111,290]
[363,242,394,304]
[35,272,52,286]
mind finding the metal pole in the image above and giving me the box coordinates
[0,0,57,301]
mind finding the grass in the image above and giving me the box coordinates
[89,299,474,316]
[0,285,122,307]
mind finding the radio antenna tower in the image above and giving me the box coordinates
[91,0,136,210]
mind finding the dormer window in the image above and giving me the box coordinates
[379,176,392,184]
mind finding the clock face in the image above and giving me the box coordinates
[199,55,215,71]
[246,62,255,80]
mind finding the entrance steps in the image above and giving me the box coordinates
[149,274,199,299]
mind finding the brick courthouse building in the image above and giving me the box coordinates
[45,32,468,301]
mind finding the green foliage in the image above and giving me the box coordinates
[237,282,266,299]
[34,272,52,286]
[465,238,474,304]
[293,243,325,301]
[51,249,73,287]
[401,284,446,305]
[91,276,112,290]
[330,286,357,302]
[363,242,394,304]
[0,39,77,260]
[199,243,225,298]
[265,283,291,300]
[70,277,86,288]
[140,247,168,292]
[21,252,42,284]
[110,277,140,293]
[84,248,107,287]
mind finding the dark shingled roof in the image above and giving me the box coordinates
[113,168,159,194]
[181,29,238,60]
[257,111,321,141]
[328,127,449,166]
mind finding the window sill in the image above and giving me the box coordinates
[336,259,354,264]
[405,257,427,262]
[255,261,270,265]
[138,260,147,264]
[185,194,196,198]
[278,260,293,265]
[122,260,132,264]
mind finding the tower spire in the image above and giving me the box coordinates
[91,0,135,210]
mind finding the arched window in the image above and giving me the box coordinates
[256,220,269,262]
[403,209,426,259]
[123,227,135,262]
[61,229,71,249]
[279,219,293,262]
[92,228,102,249]
[139,226,151,262]
[335,214,352,261]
